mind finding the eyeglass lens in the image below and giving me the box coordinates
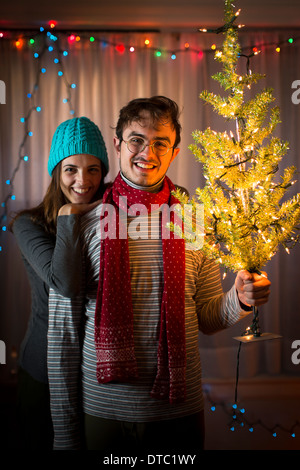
[127,138,169,156]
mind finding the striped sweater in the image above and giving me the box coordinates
[48,203,249,449]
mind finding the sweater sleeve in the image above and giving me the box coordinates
[12,213,82,297]
[195,255,251,334]
[48,286,85,450]
[48,207,99,450]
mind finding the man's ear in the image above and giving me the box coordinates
[170,147,180,163]
[113,136,121,158]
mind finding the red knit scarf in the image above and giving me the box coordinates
[94,172,186,404]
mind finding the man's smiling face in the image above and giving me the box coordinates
[114,111,180,188]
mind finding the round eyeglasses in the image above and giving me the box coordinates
[122,137,173,157]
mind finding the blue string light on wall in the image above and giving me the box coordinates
[203,384,300,441]
[0,23,77,251]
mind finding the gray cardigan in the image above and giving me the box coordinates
[13,213,82,383]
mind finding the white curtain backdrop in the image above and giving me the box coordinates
[1,29,300,385]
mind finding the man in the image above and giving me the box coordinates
[48,96,271,453]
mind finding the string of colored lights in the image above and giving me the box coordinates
[0,26,76,250]
[0,22,299,58]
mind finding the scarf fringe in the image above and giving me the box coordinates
[150,365,187,404]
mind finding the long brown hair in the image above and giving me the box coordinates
[9,161,107,236]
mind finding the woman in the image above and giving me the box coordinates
[9,116,109,450]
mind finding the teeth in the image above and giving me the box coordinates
[73,188,89,194]
[136,162,154,169]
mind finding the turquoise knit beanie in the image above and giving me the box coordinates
[48,116,109,176]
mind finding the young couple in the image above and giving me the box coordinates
[12,96,271,452]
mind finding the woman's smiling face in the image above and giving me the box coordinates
[60,154,103,204]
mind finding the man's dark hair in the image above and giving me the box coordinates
[115,96,182,149]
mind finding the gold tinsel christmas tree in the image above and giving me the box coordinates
[176,0,300,279]
[172,0,300,339]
